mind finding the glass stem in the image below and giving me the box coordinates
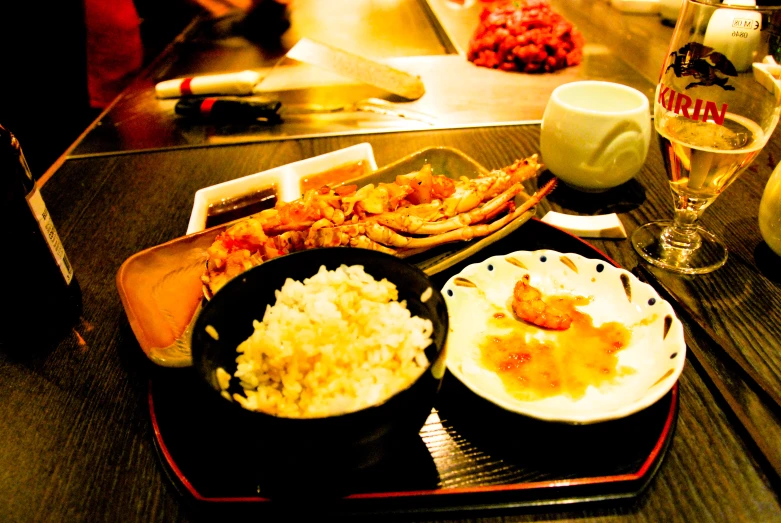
[660,197,708,252]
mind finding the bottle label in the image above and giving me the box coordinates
[26,187,74,285]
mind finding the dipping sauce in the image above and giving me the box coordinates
[300,160,371,192]
[480,294,634,401]
[204,160,371,229]
[205,186,277,229]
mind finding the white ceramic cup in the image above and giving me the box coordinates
[540,81,651,192]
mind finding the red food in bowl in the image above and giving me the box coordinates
[467,0,584,73]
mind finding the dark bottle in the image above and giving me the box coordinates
[0,123,82,347]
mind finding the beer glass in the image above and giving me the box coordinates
[631,0,781,274]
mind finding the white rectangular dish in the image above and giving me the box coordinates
[186,143,378,234]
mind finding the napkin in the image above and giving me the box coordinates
[155,70,262,98]
[541,211,627,239]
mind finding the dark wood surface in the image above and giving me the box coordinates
[2,123,780,521]
[5,1,781,521]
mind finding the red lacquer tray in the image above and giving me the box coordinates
[148,219,680,518]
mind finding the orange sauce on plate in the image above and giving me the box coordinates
[480,294,635,401]
[300,160,371,192]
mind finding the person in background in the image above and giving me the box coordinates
[0,0,289,179]
[83,0,145,111]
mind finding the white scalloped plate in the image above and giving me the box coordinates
[442,250,686,424]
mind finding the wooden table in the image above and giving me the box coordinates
[2,122,780,521]
[4,1,781,521]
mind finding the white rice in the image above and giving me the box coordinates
[231,264,433,418]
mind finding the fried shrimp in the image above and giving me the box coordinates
[512,274,572,330]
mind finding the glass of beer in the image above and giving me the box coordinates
[631,0,781,274]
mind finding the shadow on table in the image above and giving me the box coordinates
[150,366,441,502]
[187,1,291,49]
[754,242,781,285]
[537,169,647,216]
[435,374,673,479]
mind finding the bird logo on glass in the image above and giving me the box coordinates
[666,42,738,91]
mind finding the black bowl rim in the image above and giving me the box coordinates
[190,246,449,422]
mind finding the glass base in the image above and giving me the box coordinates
[631,221,728,275]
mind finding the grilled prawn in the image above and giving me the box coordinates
[203,156,555,297]
[512,273,573,330]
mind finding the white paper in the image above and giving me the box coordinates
[155,70,262,98]
[541,211,627,239]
